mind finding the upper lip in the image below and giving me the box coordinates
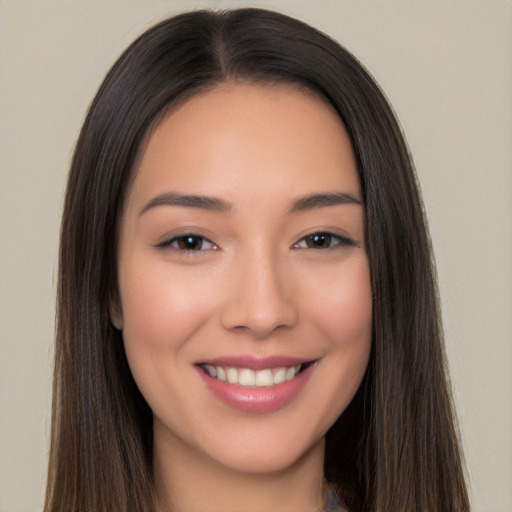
[195,355,316,370]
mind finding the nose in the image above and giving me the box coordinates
[220,249,298,339]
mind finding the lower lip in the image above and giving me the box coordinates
[197,364,315,413]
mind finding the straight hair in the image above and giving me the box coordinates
[45,8,469,512]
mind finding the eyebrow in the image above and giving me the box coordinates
[139,192,232,215]
[289,192,362,212]
[139,190,362,216]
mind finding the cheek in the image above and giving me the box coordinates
[303,256,372,404]
[117,260,215,381]
[307,256,372,345]
[121,256,210,330]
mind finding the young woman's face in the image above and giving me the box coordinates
[113,83,372,475]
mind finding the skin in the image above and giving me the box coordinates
[112,82,372,512]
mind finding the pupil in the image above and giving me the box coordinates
[179,236,201,250]
[309,233,331,248]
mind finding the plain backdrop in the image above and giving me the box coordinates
[0,1,510,511]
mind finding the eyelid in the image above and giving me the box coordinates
[155,233,218,252]
[292,231,355,249]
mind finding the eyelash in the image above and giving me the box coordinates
[155,231,354,253]
[155,234,217,252]
[292,232,355,250]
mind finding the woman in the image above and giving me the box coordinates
[44,8,469,512]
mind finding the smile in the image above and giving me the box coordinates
[198,363,308,388]
[196,358,317,413]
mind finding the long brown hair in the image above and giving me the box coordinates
[45,8,469,511]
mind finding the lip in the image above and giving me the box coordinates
[196,358,317,413]
[196,354,311,370]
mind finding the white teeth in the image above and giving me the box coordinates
[226,367,238,384]
[239,369,255,386]
[285,366,297,381]
[216,366,227,382]
[203,364,304,388]
[255,369,274,387]
[273,367,287,385]
[202,364,217,378]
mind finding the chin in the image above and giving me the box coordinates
[198,425,326,476]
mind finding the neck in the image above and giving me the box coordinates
[153,430,326,512]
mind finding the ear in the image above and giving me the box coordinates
[109,295,124,330]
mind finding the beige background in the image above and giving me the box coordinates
[0,1,510,511]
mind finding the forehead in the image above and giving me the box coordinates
[127,81,360,210]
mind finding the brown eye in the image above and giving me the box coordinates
[294,232,355,250]
[176,235,205,251]
[305,233,332,248]
[156,234,216,252]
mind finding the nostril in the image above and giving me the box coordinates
[219,259,299,337]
